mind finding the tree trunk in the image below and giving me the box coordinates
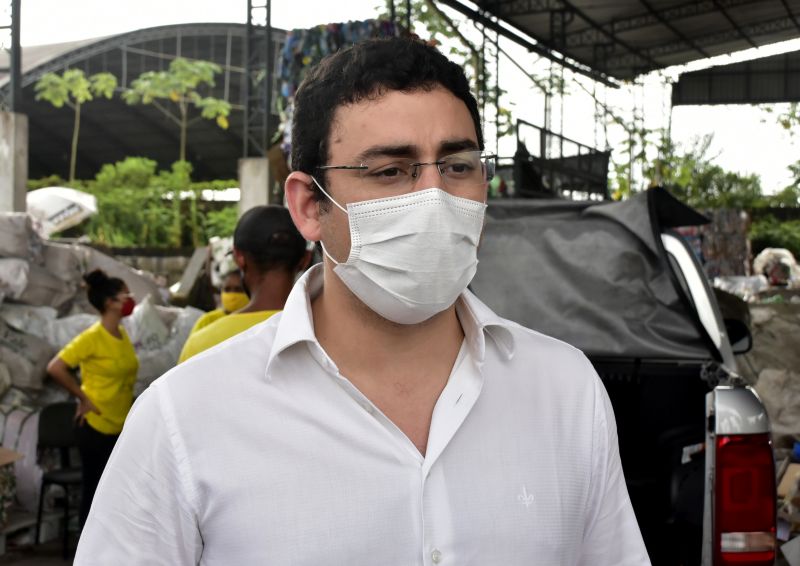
[179,101,187,162]
[70,102,81,181]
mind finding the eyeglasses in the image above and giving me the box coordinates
[316,150,496,194]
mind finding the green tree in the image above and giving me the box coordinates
[34,69,117,181]
[123,58,231,162]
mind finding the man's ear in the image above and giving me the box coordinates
[285,171,322,242]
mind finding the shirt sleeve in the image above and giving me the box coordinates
[73,381,203,565]
[577,372,652,566]
[58,328,95,368]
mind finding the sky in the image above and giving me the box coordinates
[11,0,800,194]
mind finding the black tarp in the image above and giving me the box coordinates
[471,188,717,360]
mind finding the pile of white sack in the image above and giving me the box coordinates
[0,212,202,511]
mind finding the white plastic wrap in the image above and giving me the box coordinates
[134,306,203,396]
[17,262,77,310]
[43,313,97,350]
[42,241,84,284]
[753,248,800,287]
[713,275,770,302]
[0,320,55,390]
[0,212,42,263]
[0,258,30,299]
[0,363,11,399]
[124,294,170,352]
[0,303,59,339]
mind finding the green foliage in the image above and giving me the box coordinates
[762,102,800,136]
[27,175,66,191]
[34,69,119,181]
[123,58,232,161]
[34,157,237,248]
[750,216,800,259]
[204,205,239,238]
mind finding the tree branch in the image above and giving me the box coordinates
[150,99,182,127]
[424,0,480,62]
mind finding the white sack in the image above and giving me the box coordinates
[43,314,96,350]
[134,306,203,395]
[0,320,55,390]
[42,241,83,284]
[0,213,42,262]
[0,303,58,339]
[17,262,76,310]
[0,258,30,298]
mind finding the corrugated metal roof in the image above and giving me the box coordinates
[0,23,285,180]
[672,48,800,104]
[439,0,800,83]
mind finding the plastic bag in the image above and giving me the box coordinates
[124,294,169,352]
[753,248,800,287]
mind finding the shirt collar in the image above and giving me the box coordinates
[265,264,516,381]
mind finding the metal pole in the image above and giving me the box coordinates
[10,0,21,113]
[389,0,396,27]
[405,0,411,31]
[265,0,272,153]
[495,30,500,157]
[244,0,253,157]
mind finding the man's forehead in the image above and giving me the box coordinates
[327,87,478,160]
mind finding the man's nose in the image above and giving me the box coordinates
[411,163,442,191]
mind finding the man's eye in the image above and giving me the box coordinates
[445,162,475,176]
[367,165,409,181]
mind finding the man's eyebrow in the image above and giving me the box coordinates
[356,144,417,162]
[439,139,479,154]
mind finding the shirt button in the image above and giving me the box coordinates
[431,549,442,563]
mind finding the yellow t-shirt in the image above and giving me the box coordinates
[188,308,227,336]
[58,322,139,435]
[179,310,279,363]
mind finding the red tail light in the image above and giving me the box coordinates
[714,433,776,565]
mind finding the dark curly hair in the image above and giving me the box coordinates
[290,37,483,202]
[83,269,126,313]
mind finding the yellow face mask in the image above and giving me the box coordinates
[221,291,249,313]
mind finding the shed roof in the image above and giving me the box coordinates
[439,0,800,83]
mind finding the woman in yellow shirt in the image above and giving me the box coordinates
[46,269,139,527]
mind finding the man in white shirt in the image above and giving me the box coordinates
[75,37,650,565]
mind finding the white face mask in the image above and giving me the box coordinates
[313,180,486,324]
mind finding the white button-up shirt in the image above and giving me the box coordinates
[75,265,650,565]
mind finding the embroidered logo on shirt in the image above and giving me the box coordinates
[517,485,534,508]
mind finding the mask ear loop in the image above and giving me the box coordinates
[310,176,345,266]
[310,176,348,214]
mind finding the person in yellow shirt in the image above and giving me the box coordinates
[46,269,139,527]
[187,270,249,336]
[179,205,309,362]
